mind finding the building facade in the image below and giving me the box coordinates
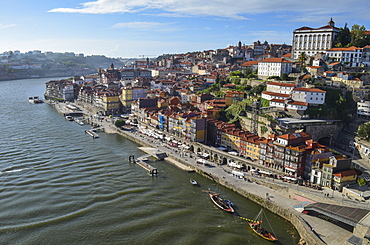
[257,58,292,79]
[292,18,339,59]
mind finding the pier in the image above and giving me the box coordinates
[85,129,99,138]
[137,147,167,160]
[130,154,158,175]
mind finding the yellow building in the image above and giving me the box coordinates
[101,92,120,115]
[333,169,357,191]
[120,87,148,108]
[244,136,261,160]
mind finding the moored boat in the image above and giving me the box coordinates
[65,115,74,121]
[28,96,44,104]
[190,179,198,186]
[208,192,234,213]
[248,209,278,242]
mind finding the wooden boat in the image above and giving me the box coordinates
[208,192,234,213]
[248,209,278,242]
[190,179,198,186]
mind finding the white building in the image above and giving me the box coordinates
[292,18,339,59]
[265,82,296,94]
[357,101,370,117]
[362,45,370,67]
[326,46,363,67]
[257,58,292,79]
[262,91,291,101]
[291,87,326,105]
[270,99,308,111]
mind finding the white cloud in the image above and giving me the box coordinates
[112,21,167,29]
[0,23,16,29]
[48,0,370,21]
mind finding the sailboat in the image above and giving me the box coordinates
[248,209,278,242]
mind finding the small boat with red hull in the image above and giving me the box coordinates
[208,192,234,213]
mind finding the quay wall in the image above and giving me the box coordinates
[194,168,324,245]
[93,126,321,244]
[50,102,320,244]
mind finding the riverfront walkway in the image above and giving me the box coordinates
[112,125,353,245]
[51,102,362,245]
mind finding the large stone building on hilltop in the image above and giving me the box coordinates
[292,18,339,59]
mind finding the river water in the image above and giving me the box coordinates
[0,78,299,244]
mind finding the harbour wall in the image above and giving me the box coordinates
[93,126,322,245]
[50,102,320,244]
[194,167,324,245]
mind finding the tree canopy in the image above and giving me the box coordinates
[357,122,370,140]
[334,23,370,48]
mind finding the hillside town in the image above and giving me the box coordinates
[40,18,370,244]
[0,50,128,80]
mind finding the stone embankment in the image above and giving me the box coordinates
[51,102,356,245]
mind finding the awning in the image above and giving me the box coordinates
[202,153,209,158]
[228,162,242,169]
[285,168,296,172]
[259,170,272,175]
[196,158,207,164]
[283,176,297,181]
[232,170,244,177]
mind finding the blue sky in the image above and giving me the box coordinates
[1,0,370,58]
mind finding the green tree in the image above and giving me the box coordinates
[298,52,308,71]
[280,73,289,81]
[230,71,243,77]
[114,119,126,127]
[251,84,266,95]
[243,67,253,77]
[334,23,351,47]
[357,122,370,140]
[350,24,369,47]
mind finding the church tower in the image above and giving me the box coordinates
[328,18,335,27]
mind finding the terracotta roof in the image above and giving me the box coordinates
[293,87,327,93]
[241,61,259,66]
[282,53,291,58]
[318,25,339,30]
[262,91,291,98]
[259,58,291,63]
[333,170,357,178]
[267,82,296,87]
[295,26,314,31]
[278,132,311,140]
[327,46,362,52]
[270,99,285,103]
[287,100,309,106]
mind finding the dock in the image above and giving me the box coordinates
[85,129,99,138]
[134,154,158,175]
[138,147,167,160]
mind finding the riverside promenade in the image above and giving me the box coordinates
[94,121,351,245]
[51,102,361,245]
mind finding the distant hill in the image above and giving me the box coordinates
[0,52,133,81]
